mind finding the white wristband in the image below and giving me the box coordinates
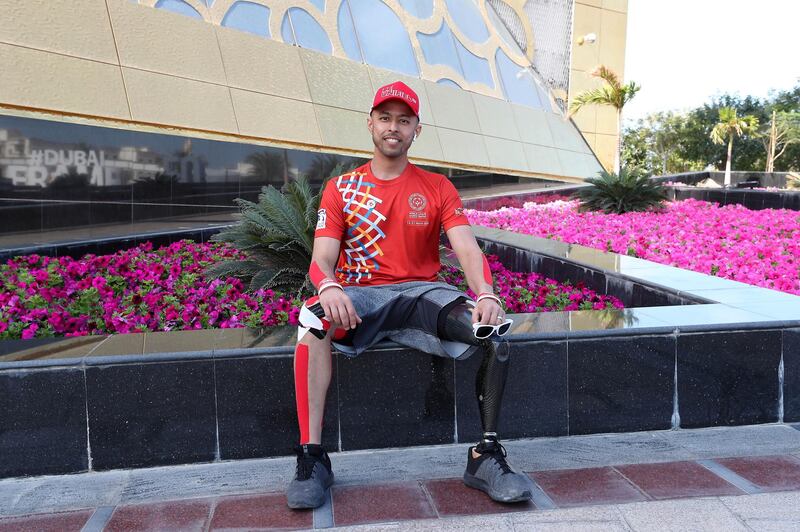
[476,293,502,306]
[318,282,344,295]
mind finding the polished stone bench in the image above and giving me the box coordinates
[2,229,800,479]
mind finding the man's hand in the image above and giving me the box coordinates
[319,288,362,330]
[472,298,504,326]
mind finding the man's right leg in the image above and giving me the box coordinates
[287,332,335,509]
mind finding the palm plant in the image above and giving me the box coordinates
[206,161,359,294]
[710,107,759,186]
[569,65,640,174]
[205,176,321,294]
[573,168,666,214]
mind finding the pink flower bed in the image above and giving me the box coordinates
[467,198,800,296]
[0,241,622,341]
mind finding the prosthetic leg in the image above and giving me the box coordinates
[438,301,510,442]
[442,300,531,503]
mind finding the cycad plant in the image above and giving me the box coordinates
[573,169,666,214]
[206,163,354,294]
[205,176,322,294]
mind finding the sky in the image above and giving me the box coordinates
[623,0,800,123]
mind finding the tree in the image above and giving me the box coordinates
[569,65,640,174]
[622,112,698,176]
[761,110,800,172]
[709,107,759,186]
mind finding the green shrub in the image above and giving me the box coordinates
[205,176,321,294]
[206,163,354,294]
[573,169,667,214]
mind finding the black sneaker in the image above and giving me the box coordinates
[463,437,532,503]
[286,444,334,509]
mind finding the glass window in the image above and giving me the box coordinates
[495,48,542,109]
[417,22,462,76]
[347,0,419,76]
[444,0,489,43]
[155,0,202,20]
[398,0,434,19]
[284,8,332,54]
[337,0,363,62]
[309,0,325,12]
[204,0,215,8]
[454,35,494,88]
[221,1,270,38]
[436,78,462,89]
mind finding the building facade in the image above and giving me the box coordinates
[0,0,627,239]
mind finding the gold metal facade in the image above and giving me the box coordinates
[0,0,627,181]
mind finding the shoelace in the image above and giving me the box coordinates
[479,441,513,475]
[295,453,318,481]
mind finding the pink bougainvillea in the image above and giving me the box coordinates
[0,241,622,340]
[467,198,800,296]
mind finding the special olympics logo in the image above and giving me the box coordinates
[408,192,427,211]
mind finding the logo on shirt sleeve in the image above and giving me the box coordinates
[454,207,464,216]
[316,208,327,229]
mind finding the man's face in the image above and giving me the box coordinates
[367,100,421,159]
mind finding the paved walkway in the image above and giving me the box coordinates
[2,424,800,531]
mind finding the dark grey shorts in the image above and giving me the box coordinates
[332,281,477,360]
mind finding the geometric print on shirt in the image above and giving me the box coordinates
[335,172,386,283]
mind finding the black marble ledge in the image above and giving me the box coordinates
[677,329,783,428]
[3,305,799,370]
[784,328,800,423]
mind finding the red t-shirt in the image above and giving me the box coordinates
[314,162,470,286]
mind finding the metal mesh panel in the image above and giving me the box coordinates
[523,0,574,110]
[486,0,528,53]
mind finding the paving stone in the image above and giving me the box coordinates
[0,510,93,532]
[118,459,290,503]
[720,488,800,523]
[332,482,436,527]
[741,519,800,532]
[510,521,630,531]
[208,492,311,530]
[617,497,749,531]
[662,425,800,458]
[530,467,648,507]
[508,505,629,531]
[105,499,213,531]
[615,461,743,499]
[503,431,694,471]
[0,479,39,517]
[423,478,536,517]
[9,471,128,516]
[716,455,800,492]
[336,514,515,531]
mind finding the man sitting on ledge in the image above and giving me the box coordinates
[287,81,531,509]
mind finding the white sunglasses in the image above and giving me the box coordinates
[472,317,513,339]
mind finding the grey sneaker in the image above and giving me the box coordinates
[463,438,532,503]
[286,444,334,509]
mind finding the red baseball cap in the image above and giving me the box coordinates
[371,81,420,118]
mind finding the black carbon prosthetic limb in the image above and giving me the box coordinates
[475,340,509,438]
[437,300,510,439]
